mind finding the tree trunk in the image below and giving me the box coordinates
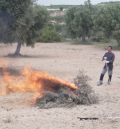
[14,41,22,56]
[82,35,86,42]
[118,42,120,48]
[117,40,120,48]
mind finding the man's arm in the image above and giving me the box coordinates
[102,53,107,61]
[110,53,115,63]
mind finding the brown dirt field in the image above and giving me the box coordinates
[0,42,120,129]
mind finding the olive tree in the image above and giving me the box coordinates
[0,0,48,55]
[65,0,93,42]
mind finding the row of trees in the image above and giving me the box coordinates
[65,1,120,47]
[0,0,120,55]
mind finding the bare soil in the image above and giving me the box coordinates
[0,42,120,129]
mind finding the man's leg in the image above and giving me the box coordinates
[108,65,113,84]
[98,65,107,85]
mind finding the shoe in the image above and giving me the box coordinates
[107,80,111,85]
[97,81,103,86]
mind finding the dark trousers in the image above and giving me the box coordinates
[100,64,113,82]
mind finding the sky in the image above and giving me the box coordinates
[36,0,120,5]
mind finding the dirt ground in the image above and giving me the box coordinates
[0,42,120,129]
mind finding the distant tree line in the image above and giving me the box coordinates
[65,0,120,47]
[0,0,120,55]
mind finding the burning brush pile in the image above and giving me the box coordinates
[0,62,98,108]
[36,72,98,108]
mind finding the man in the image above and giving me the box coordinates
[97,46,115,86]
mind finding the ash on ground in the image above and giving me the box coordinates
[36,72,98,109]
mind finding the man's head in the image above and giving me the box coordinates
[107,46,112,52]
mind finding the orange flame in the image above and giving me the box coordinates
[0,66,78,100]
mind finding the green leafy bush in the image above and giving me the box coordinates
[39,26,61,42]
[91,32,109,43]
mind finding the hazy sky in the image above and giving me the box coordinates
[36,0,120,5]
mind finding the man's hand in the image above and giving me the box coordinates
[103,60,109,64]
[105,61,110,64]
[104,57,107,60]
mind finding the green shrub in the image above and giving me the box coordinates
[91,36,109,43]
[91,32,110,43]
[39,26,61,42]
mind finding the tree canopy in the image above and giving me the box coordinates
[65,0,93,42]
[0,0,48,55]
[65,1,120,47]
